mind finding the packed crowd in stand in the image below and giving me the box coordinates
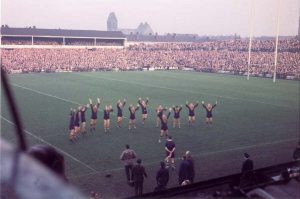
[1,38,299,77]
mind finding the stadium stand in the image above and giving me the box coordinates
[1,38,299,79]
[1,27,126,46]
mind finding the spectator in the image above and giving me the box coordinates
[120,144,137,184]
[131,158,147,197]
[241,153,254,174]
[178,154,191,185]
[155,161,169,191]
[27,145,67,182]
[2,39,299,78]
[293,142,300,161]
[185,151,195,183]
[240,152,254,187]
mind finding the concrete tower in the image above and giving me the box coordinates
[107,12,118,31]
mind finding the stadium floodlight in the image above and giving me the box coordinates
[247,0,255,80]
[273,0,281,83]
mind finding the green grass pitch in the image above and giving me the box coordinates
[1,71,299,197]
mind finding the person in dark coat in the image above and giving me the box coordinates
[293,142,300,161]
[185,151,195,183]
[242,153,254,174]
[178,155,190,185]
[155,161,169,191]
[131,159,147,196]
[240,153,254,187]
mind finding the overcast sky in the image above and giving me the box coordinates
[1,0,299,37]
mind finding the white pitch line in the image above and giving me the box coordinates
[11,83,81,105]
[68,136,299,179]
[1,116,97,172]
[74,73,293,108]
[10,83,128,119]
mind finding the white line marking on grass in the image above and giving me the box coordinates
[68,137,299,179]
[11,83,81,105]
[195,137,299,157]
[74,73,293,108]
[10,83,128,119]
[1,116,97,172]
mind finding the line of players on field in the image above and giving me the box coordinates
[68,97,218,142]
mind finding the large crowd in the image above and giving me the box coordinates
[1,38,299,77]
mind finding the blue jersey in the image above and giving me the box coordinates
[129,106,139,120]
[74,111,80,127]
[117,102,126,117]
[203,104,216,118]
[69,111,75,130]
[80,107,87,123]
[186,103,198,116]
[138,99,148,114]
[103,109,113,120]
[90,103,100,119]
[159,112,171,131]
[173,107,182,119]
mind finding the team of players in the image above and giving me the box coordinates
[69,97,218,142]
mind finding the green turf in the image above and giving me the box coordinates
[1,71,299,198]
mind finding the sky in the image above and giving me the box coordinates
[1,0,299,37]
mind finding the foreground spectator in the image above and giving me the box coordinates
[120,144,137,184]
[155,161,169,191]
[240,152,254,187]
[131,158,147,196]
[178,154,191,185]
[185,151,195,183]
[293,142,300,161]
[27,145,67,182]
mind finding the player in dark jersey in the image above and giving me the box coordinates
[74,108,81,138]
[117,99,126,128]
[138,97,149,125]
[172,105,183,128]
[201,101,217,125]
[89,98,101,132]
[103,105,113,132]
[158,108,172,143]
[69,108,76,142]
[79,104,88,134]
[156,105,167,128]
[128,104,140,130]
[165,136,176,169]
[185,101,199,126]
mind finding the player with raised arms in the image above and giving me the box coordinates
[74,107,81,138]
[89,98,101,132]
[138,97,149,125]
[158,108,172,143]
[103,105,113,132]
[156,105,167,128]
[80,104,89,134]
[185,101,199,126]
[172,105,183,128]
[68,108,76,142]
[116,99,126,128]
[201,100,218,125]
[128,104,140,130]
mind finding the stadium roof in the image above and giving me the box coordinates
[1,27,125,38]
